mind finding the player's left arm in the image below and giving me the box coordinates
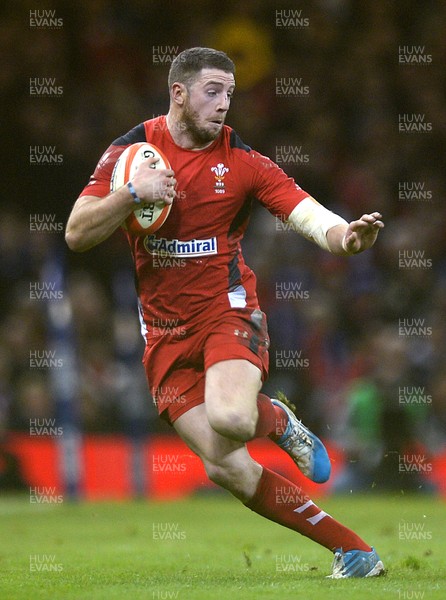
[326,212,384,255]
[287,196,384,255]
[246,151,384,255]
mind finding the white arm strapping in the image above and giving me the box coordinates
[287,197,348,252]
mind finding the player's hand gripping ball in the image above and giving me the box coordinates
[111,142,172,236]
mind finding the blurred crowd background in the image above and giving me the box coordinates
[1,0,445,492]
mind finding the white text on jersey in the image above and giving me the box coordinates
[144,235,218,257]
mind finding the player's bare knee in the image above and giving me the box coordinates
[207,410,256,442]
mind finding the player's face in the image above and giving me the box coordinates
[182,68,235,146]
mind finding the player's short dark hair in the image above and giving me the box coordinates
[168,47,235,89]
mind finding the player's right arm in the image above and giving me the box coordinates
[65,157,176,252]
[65,187,137,253]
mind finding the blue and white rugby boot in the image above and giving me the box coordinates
[271,394,331,483]
[327,547,385,578]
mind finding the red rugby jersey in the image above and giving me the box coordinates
[79,116,309,342]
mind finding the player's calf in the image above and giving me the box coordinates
[202,452,262,502]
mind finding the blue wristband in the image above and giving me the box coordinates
[127,181,141,204]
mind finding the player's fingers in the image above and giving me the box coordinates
[363,213,384,228]
[163,189,174,204]
[351,216,383,231]
[349,218,370,232]
[141,157,160,167]
[162,178,176,193]
[162,180,176,205]
[359,213,381,223]
[364,219,384,229]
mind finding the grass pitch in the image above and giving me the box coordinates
[0,493,444,599]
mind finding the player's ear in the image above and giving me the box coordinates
[170,82,187,106]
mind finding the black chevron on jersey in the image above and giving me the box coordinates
[113,123,146,146]
[230,130,251,152]
[228,197,253,238]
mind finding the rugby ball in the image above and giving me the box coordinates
[110,142,172,235]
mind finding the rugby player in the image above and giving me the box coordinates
[66,47,385,578]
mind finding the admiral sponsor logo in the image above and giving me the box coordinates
[398,182,432,201]
[144,235,217,257]
[275,78,310,97]
[275,9,309,28]
[398,46,432,65]
[398,114,432,133]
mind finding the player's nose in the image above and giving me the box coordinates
[216,94,231,112]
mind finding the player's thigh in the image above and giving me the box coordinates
[204,359,262,437]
